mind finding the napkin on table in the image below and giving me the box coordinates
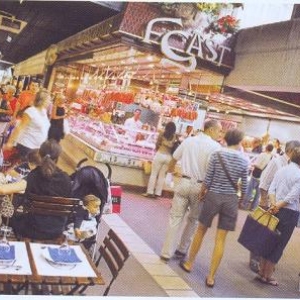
[48,247,82,263]
[0,245,15,260]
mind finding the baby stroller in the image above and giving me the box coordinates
[70,158,112,258]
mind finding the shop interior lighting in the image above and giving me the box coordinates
[0,11,27,35]
[146,55,154,61]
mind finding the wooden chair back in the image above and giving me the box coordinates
[97,229,130,295]
[78,228,130,296]
[28,193,82,220]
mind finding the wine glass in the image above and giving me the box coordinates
[58,230,71,257]
[0,195,14,252]
[0,225,11,253]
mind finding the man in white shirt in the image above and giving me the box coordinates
[160,119,222,261]
[124,108,143,130]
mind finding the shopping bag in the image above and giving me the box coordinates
[250,206,279,231]
[238,215,281,258]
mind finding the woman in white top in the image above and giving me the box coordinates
[5,89,51,161]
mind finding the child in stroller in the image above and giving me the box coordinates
[67,194,101,241]
[68,158,112,251]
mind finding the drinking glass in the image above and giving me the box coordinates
[0,225,11,253]
[58,231,71,256]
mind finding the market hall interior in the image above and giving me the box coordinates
[0,1,300,297]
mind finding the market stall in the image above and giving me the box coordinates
[12,2,300,190]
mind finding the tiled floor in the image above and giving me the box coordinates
[102,213,198,297]
[118,192,300,298]
[60,138,300,298]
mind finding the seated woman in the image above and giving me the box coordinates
[9,139,72,240]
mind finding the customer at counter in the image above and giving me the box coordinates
[142,121,177,198]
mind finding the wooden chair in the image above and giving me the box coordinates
[78,228,130,296]
[22,194,83,295]
[21,193,82,243]
[28,193,82,216]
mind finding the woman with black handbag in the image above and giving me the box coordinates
[256,147,300,286]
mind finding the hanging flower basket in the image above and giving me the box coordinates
[208,15,240,35]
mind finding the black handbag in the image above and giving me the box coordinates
[238,214,281,258]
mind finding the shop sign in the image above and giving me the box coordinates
[143,18,231,71]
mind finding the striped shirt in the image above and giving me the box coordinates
[268,162,300,211]
[204,148,249,195]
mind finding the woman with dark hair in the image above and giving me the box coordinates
[180,129,249,287]
[5,88,51,161]
[10,139,72,240]
[142,121,177,198]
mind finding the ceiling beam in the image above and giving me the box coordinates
[90,1,125,12]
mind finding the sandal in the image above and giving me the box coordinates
[259,276,279,286]
[179,261,191,273]
[205,277,215,288]
[265,277,279,286]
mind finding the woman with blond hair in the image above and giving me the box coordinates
[48,92,68,142]
[4,89,51,161]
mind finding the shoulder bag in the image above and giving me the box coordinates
[217,152,238,191]
[250,206,279,231]
[238,212,281,258]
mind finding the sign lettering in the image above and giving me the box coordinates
[143,17,232,71]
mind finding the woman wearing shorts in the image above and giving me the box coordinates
[180,129,248,288]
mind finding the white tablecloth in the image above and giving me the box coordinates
[30,243,97,277]
[0,241,32,275]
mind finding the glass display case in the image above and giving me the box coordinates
[68,114,158,168]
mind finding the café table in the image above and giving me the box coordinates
[0,240,105,295]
